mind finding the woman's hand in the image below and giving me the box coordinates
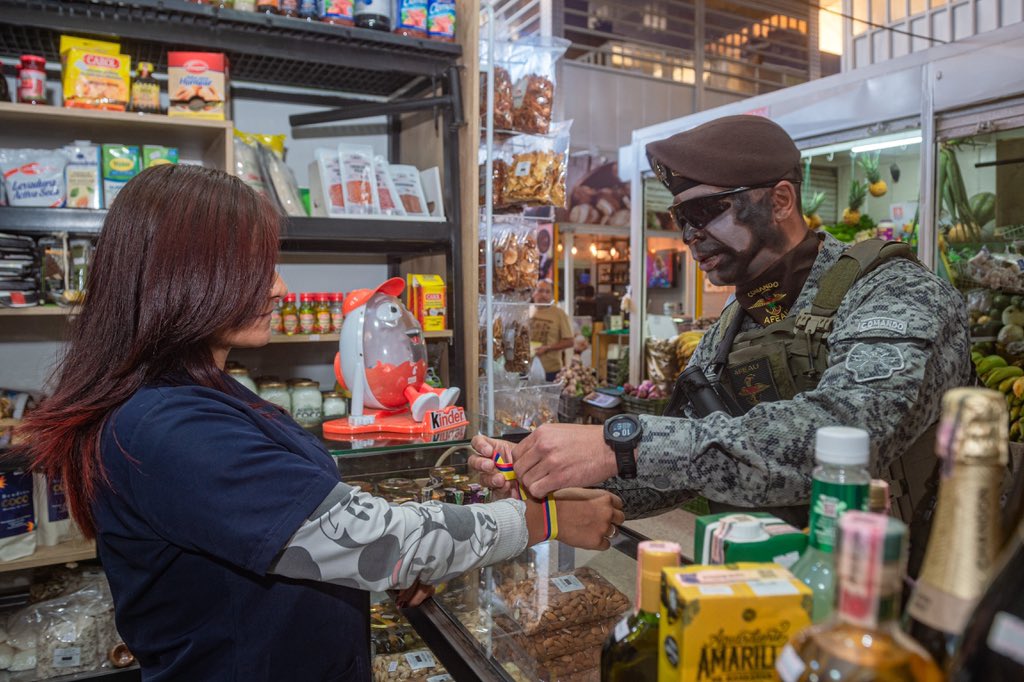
[468,434,516,496]
[396,580,435,608]
[525,488,624,551]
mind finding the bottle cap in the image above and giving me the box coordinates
[138,62,154,75]
[284,293,296,302]
[815,426,870,466]
[637,540,681,613]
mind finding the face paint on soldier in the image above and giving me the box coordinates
[676,184,792,286]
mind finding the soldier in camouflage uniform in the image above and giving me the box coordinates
[470,115,971,524]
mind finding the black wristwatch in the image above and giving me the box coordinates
[604,414,642,480]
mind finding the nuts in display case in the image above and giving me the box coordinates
[372,649,449,682]
[494,566,630,637]
[494,613,620,663]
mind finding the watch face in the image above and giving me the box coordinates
[610,418,636,440]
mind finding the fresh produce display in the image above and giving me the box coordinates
[675,330,705,368]
[622,379,665,401]
[858,151,887,197]
[554,359,598,397]
[842,178,867,225]
[802,191,825,230]
[938,143,984,242]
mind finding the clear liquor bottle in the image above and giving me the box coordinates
[776,511,944,682]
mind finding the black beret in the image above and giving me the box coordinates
[646,115,802,195]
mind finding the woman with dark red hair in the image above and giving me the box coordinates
[16,165,623,681]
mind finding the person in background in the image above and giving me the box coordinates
[530,278,575,381]
[470,115,970,528]
[15,165,624,682]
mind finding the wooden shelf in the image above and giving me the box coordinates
[268,330,453,344]
[0,305,75,316]
[0,102,233,170]
[0,538,96,573]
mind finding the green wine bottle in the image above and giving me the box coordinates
[600,540,680,682]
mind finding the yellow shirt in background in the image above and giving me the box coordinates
[530,305,573,374]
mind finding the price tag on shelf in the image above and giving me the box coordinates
[53,648,81,668]
[310,334,321,341]
[404,649,437,671]
[551,574,585,593]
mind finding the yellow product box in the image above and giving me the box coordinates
[60,36,130,111]
[406,274,447,332]
[659,563,812,682]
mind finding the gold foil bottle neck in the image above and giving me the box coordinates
[937,388,1008,466]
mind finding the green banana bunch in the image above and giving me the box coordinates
[976,354,1009,376]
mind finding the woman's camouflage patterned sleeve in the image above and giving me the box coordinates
[268,484,528,589]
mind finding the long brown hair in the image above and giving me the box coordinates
[17,164,280,537]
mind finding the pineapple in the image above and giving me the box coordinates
[842,180,867,225]
[803,192,826,230]
[858,151,888,197]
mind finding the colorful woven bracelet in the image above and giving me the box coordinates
[492,451,558,541]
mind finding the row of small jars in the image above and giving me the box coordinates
[271,292,345,336]
[344,468,491,506]
[226,364,347,427]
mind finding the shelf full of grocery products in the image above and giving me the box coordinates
[0,208,454,253]
[0,102,232,170]
[0,0,461,98]
[0,538,97,573]
[268,330,453,344]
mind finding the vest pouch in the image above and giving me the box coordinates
[724,340,798,412]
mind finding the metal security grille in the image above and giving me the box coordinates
[559,0,814,96]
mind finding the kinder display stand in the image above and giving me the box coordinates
[323,278,466,437]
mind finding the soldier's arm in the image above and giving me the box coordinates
[628,263,971,509]
[598,318,723,518]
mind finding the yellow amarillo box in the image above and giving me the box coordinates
[60,35,130,111]
[407,274,447,332]
[659,563,812,682]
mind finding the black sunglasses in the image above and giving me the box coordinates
[669,182,782,231]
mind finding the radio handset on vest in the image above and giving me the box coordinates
[667,365,734,418]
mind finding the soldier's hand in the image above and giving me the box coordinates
[513,424,619,498]
[468,435,516,496]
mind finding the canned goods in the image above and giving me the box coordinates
[429,466,456,487]
[378,478,417,502]
[443,487,463,505]
[345,480,373,494]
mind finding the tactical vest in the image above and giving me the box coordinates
[703,239,934,527]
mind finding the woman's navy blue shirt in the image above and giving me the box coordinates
[93,381,370,681]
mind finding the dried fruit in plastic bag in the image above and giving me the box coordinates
[502,122,571,208]
[509,36,569,135]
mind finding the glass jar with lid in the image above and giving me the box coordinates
[226,365,257,393]
[258,381,291,414]
[322,391,348,419]
[291,380,323,426]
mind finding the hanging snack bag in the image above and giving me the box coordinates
[168,52,228,120]
[143,145,179,168]
[509,36,570,134]
[503,121,572,207]
[0,467,35,562]
[479,40,514,130]
[426,0,456,42]
[389,164,429,216]
[372,156,406,217]
[63,141,101,209]
[101,144,140,209]
[60,35,131,111]
[0,149,67,207]
[308,148,346,217]
[394,0,428,37]
[337,144,380,215]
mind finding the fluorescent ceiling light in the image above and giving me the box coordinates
[851,135,923,154]
[801,131,922,158]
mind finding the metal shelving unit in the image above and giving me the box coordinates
[0,0,467,393]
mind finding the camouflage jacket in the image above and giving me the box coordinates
[605,232,972,519]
